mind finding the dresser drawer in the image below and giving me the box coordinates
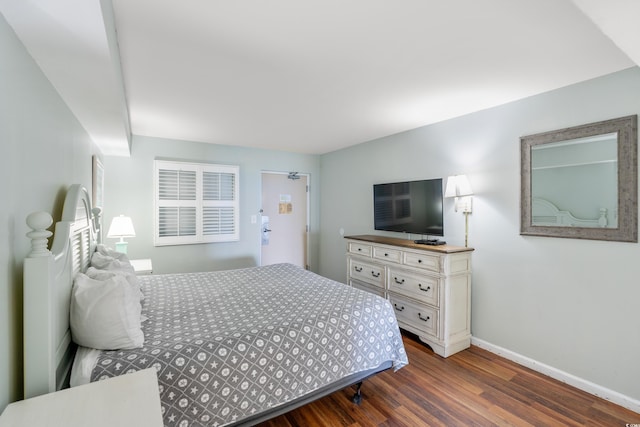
[350,279,385,298]
[373,247,402,264]
[403,251,440,272]
[348,242,372,257]
[389,295,439,338]
[348,258,384,288]
[388,268,439,306]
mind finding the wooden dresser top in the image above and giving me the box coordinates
[345,234,474,254]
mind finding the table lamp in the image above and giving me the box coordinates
[107,215,136,254]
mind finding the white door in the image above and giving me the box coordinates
[260,172,308,268]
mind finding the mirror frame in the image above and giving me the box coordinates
[521,115,638,242]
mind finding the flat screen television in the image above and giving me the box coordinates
[373,178,444,238]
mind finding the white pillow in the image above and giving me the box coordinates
[91,251,134,273]
[96,244,130,262]
[70,273,144,350]
[86,266,144,302]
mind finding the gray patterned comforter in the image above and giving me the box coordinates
[91,263,408,426]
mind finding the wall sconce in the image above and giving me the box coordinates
[107,215,136,254]
[445,175,473,247]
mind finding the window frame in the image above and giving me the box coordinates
[154,160,240,246]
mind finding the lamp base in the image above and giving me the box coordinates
[114,241,128,254]
[464,211,470,247]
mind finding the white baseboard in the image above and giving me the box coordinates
[471,337,640,414]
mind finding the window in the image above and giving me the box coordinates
[154,160,239,245]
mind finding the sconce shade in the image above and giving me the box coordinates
[445,175,473,198]
[107,215,136,239]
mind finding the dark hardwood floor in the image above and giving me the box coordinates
[260,333,639,426]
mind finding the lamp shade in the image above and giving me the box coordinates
[444,175,473,198]
[107,215,136,238]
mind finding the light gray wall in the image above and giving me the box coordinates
[0,15,100,410]
[103,135,320,274]
[318,66,640,401]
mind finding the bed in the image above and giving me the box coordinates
[531,197,608,227]
[23,184,408,426]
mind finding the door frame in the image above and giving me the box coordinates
[259,170,311,269]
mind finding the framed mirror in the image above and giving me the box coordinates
[521,115,637,242]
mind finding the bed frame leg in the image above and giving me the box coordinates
[351,382,363,405]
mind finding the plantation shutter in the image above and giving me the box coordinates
[154,161,239,245]
[157,169,197,238]
[203,171,237,237]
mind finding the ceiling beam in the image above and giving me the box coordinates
[572,0,640,67]
[0,0,131,156]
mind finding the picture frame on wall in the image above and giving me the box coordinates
[92,155,104,209]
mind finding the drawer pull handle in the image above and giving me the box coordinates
[394,304,405,312]
[394,277,405,284]
[371,271,380,278]
[418,284,431,292]
[358,248,362,251]
[384,253,389,256]
[354,266,363,272]
[418,259,423,263]
[418,313,430,322]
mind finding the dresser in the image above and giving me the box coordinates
[345,235,473,357]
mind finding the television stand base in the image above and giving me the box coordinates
[414,239,446,246]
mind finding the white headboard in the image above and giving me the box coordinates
[23,185,100,399]
[532,198,608,228]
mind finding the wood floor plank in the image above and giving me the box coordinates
[259,333,640,426]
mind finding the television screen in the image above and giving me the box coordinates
[373,178,443,236]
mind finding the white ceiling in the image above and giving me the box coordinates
[2,0,638,156]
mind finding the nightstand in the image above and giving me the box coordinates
[0,368,163,427]
[130,258,153,275]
